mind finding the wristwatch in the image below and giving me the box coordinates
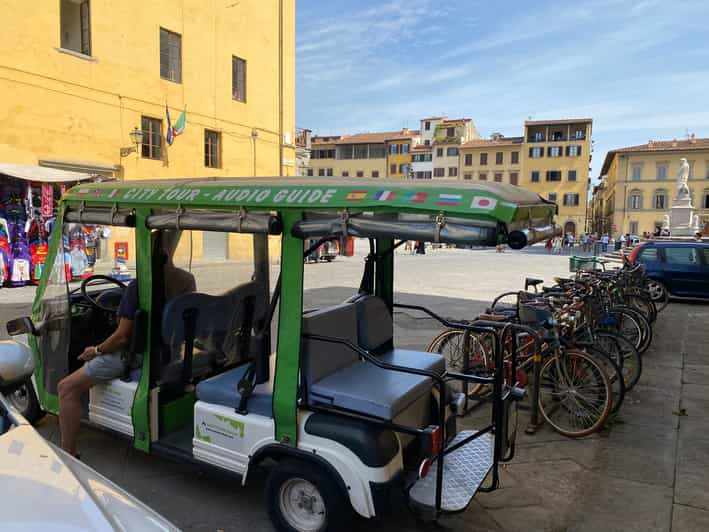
[94,345,103,356]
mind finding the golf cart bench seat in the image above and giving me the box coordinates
[195,363,273,417]
[302,295,444,420]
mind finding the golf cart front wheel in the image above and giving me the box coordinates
[265,459,352,532]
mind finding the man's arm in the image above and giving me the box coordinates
[78,318,134,361]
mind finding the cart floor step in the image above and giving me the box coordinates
[409,430,493,513]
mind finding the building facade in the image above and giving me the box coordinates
[597,137,709,236]
[459,136,523,184]
[432,119,479,179]
[386,132,416,178]
[520,119,593,235]
[295,128,312,176]
[411,145,433,179]
[0,1,296,180]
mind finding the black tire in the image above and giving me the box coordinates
[5,378,45,424]
[595,331,643,390]
[265,459,352,532]
[645,279,670,313]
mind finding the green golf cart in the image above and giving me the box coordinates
[2,177,558,531]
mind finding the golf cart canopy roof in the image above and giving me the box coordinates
[62,177,559,247]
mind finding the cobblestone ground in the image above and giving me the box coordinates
[1,246,707,531]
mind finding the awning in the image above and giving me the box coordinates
[38,158,118,177]
[0,162,95,183]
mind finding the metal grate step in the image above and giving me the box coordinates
[408,430,493,513]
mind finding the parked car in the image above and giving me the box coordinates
[629,241,709,301]
[0,340,179,532]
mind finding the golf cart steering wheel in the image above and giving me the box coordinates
[80,275,127,313]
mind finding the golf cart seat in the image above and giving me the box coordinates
[302,296,444,421]
[160,282,265,386]
[195,363,273,417]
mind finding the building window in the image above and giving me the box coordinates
[510,172,519,185]
[551,130,564,141]
[389,144,398,155]
[306,168,313,176]
[160,28,182,83]
[567,145,581,157]
[548,146,562,157]
[400,164,409,175]
[446,127,455,137]
[425,121,431,131]
[632,164,642,181]
[433,167,445,177]
[464,153,473,166]
[318,169,325,177]
[372,171,379,178]
[232,56,247,102]
[546,170,562,182]
[629,221,639,235]
[436,147,443,157]
[495,152,503,165]
[356,171,364,177]
[529,147,543,158]
[204,130,221,168]
[511,151,519,164]
[342,171,349,177]
[531,171,540,182]
[563,193,580,206]
[703,190,709,208]
[657,163,668,179]
[354,145,368,159]
[480,153,488,165]
[369,144,386,158]
[401,144,410,154]
[532,131,544,142]
[326,168,333,177]
[574,128,585,140]
[653,190,668,209]
[447,147,458,156]
[60,0,91,56]
[448,167,458,177]
[705,161,709,178]
[141,116,162,160]
[494,173,502,182]
[424,139,431,146]
[549,193,558,202]
[628,190,643,210]
[390,163,397,174]
[479,173,487,181]
[568,170,577,181]
[464,173,472,180]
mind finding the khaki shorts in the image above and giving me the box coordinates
[83,352,126,382]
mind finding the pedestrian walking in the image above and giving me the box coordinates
[600,233,609,253]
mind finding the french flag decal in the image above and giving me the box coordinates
[471,196,497,210]
[374,190,397,201]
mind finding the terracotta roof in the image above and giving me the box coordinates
[525,118,593,126]
[461,137,524,148]
[331,130,417,145]
[441,118,472,124]
[412,144,433,151]
[600,137,709,176]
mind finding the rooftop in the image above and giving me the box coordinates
[461,137,524,148]
[525,118,593,126]
[601,136,709,175]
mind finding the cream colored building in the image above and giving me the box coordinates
[459,136,523,184]
[432,119,480,179]
[597,137,709,236]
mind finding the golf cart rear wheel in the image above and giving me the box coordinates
[6,378,45,424]
[265,459,351,532]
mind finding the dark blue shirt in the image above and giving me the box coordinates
[117,280,139,320]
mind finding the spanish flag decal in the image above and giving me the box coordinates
[346,190,368,202]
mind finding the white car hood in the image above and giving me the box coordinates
[0,423,178,531]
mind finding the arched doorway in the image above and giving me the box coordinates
[564,221,576,236]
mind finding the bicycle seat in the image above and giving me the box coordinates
[524,277,545,291]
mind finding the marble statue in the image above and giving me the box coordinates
[677,158,690,196]
[692,213,701,232]
[662,214,670,231]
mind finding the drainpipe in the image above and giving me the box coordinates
[278,0,284,176]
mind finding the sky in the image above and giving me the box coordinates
[296,0,709,180]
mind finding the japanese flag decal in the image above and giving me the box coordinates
[471,196,497,209]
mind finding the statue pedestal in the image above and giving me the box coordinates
[669,191,697,237]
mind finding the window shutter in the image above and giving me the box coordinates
[529,148,533,157]
[565,146,569,156]
[577,145,582,156]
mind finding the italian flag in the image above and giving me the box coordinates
[166,104,186,145]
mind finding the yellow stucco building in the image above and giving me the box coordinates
[0,0,295,180]
[459,137,523,185]
[595,137,709,237]
[520,119,593,235]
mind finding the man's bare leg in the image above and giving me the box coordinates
[57,367,96,455]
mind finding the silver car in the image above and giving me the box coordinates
[0,340,179,532]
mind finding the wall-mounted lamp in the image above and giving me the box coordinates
[120,127,145,157]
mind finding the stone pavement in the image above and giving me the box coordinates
[1,248,708,531]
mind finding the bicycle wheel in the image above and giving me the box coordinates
[613,305,653,355]
[594,331,642,390]
[582,346,626,414]
[598,309,644,353]
[538,348,612,438]
[625,293,656,324]
[427,329,491,395]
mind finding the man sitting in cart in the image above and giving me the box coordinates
[57,229,195,456]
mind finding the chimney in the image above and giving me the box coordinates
[690,133,697,144]
[648,139,654,147]
[672,138,678,147]
[402,127,410,135]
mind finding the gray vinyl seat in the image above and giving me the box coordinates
[160,282,266,386]
[302,296,444,420]
[195,363,273,417]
